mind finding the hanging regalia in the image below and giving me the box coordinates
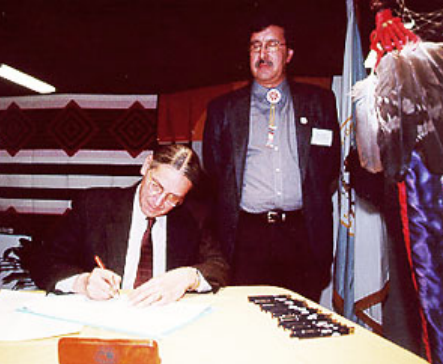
[352,5,443,363]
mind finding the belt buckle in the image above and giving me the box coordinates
[267,211,283,224]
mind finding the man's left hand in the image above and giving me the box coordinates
[128,267,198,307]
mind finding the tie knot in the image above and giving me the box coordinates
[147,217,155,229]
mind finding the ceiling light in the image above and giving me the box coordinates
[0,64,56,94]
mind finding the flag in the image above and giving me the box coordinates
[332,0,389,333]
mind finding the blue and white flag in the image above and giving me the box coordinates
[331,0,389,333]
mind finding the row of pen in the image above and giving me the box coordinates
[248,295,354,339]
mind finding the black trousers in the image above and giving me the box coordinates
[233,210,324,302]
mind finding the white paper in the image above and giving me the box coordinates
[18,293,212,338]
[0,290,82,341]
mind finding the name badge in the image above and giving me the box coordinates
[311,128,333,147]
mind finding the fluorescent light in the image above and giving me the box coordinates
[0,64,56,94]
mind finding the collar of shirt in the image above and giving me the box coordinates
[251,79,291,107]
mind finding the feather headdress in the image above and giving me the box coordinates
[352,42,443,181]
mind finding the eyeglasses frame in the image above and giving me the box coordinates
[249,39,287,53]
[146,170,184,207]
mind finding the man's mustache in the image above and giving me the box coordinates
[255,59,273,68]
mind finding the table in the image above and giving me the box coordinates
[0,286,427,364]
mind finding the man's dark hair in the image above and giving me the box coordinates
[248,12,295,48]
[151,144,201,186]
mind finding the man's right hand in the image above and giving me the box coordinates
[73,268,121,300]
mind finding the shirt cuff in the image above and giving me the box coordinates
[54,275,79,293]
[194,270,212,293]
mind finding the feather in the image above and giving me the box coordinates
[374,48,418,181]
[403,42,443,174]
[352,74,384,173]
[353,41,443,180]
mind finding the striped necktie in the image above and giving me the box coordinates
[134,218,155,288]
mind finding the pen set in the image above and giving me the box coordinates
[248,295,354,339]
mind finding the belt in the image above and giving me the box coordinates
[240,210,303,224]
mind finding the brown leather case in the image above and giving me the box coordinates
[58,337,161,364]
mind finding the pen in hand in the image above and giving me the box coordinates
[94,255,120,298]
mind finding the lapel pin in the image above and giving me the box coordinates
[300,117,308,125]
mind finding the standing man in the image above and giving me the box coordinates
[203,17,340,302]
[31,144,229,306]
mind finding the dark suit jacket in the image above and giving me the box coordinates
[31,184,229,292]
[203,81,340,280]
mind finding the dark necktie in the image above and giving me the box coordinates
[134,218,155,288]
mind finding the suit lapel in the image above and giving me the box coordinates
[291,85,312,181]
[165,204,196,269]
[104,185,137,277]
[230,87,251,197]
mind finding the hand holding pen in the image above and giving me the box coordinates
[81,255,121,300]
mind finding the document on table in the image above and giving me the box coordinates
[0,290,82,341]
[17,292,212,338]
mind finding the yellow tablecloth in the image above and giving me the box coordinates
[0,286,427,364]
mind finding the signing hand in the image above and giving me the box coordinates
[74,268,121,300]
[128,267,199,307]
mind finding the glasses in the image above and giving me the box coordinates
[147,171,184,207]
[249,40,287,53]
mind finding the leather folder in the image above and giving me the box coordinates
[58,337,160,364]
